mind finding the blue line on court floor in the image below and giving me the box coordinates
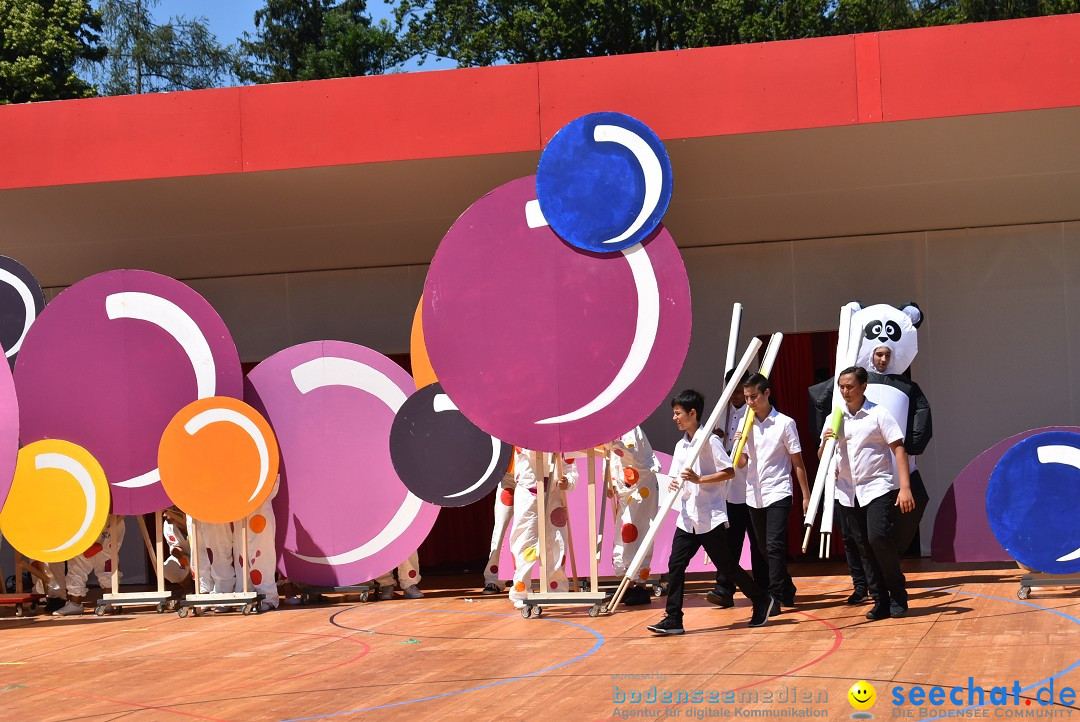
[283,607,605,720]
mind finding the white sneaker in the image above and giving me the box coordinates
[378,586,394,601]
[512,599,525,609]
[53,601,85,616]
[403,586,423,599]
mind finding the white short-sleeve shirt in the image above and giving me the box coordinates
[821,400,904,506]
[737,407,802,508]
[723,403,748,505]
[669,429,733,534]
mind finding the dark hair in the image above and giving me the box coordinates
[672,389,705,422]
[838,366,868,385]
[742,373,770,394]
[725,368,750,385]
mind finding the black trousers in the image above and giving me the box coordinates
[665,524,765,620]
[748,496,796,603]
[715,501,768,597]
[838,502,879,598]
[840,490,907,609]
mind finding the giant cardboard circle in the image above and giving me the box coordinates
[0,440,110,562]
[0,357,19,511]
[410,298,438,389]
[245,341,440,586]
[159,396,280,523]
[14,270,243,515]
[0,256,45,370]
[423,176,691,452]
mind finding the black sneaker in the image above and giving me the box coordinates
[481,583,501,595]
[706,590,734,608]
[782,583,796,607]
[623,585,652,606]
[846,590,869,605]
[889,599,908,617]
[647,616,685,635]
[43,597,66,614]
[768,597,783,616]
[748,598,774,627]
[865,598,891,621]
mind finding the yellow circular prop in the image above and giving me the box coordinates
[0,440,110,562]
[410,297,438,390]
[158,396,279,524]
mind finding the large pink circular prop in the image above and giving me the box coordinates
[0,359,18,509]
[244,341,440,586]
[423,176,691,452]
[14,270,242,514]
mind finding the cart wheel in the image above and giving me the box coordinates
[14,605,23,617]
[156,602,166,613]
[580,580,591,592]
[360,592,369,602]
[654,583,667,597]
[193,606,204,617]
[534,606,543,617]
[94,605,107,617]
[1017,586,1031,600]
[242,603,253,615]
[300,592,310,605]
[520,605,532,619]
[588,604,601,618]
[177,606,190,618]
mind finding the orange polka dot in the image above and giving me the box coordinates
[249,515,266,534]
[514,581,526,592]
[623,467,639,484]
[639,567,651,581]
[250,569,263,586]
[638,487,650,500]
[621,523,639,543]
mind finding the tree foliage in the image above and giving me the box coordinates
[237,0,404,83]
[0,0,105,104]
[89,0,236,95]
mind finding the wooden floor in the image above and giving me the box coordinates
[1,562,1078,721]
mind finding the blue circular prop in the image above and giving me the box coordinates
[986,430,1080,574]
[536,112,673,254]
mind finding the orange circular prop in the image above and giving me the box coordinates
[158,396,279,523]
[410,297,438,390]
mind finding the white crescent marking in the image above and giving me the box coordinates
[525,199,548,229]
[593,124,663,246]
[105,292,217,489]
[536,242,659,425]
[38,452,96,554]
[288,356,419,566]
[184,408,271,504]
[431,393,501,499]
[0,268,36,358]
[1035,445,1080,562]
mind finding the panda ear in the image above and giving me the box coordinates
[899,301,923,328]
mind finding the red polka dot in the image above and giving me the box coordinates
[255,550,261,558]
[500,489,514,506]
[250,569,262,585]
[489,565,498,574]
[408,570,417,578]
[249,515,267,534]
[623,467,639,485]
[514,581,526,592]
[563,457,575,465]
[550,581,558,589]
[550,506,567,527]
[238,555,244,566]
[614,449,624,457]
[621,523,639,543]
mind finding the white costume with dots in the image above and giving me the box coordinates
[609,427,661,580]
[192,481,280,608]
[65,516,125,598]
[376,551,422,590]
[484,471,517,586]
[508,449,579,602]
[162,517,191,584]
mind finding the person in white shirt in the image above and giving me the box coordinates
[481,460,517,595]
[608,426,662,606]
[732,373,810,613]
[709,369,768,609]
[508,448,578,608]
[53,516,126,616]
[647,390,773,636]
[821,366,915,621]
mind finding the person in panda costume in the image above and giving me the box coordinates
[809,303,932,588]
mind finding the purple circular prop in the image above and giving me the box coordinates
[389,382,513,507]
[14,270,242,515]
[423,176,691,452]
[0,360,19,510]
[244,341,440,586]
[0,256,45,371]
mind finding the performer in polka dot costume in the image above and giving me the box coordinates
[190,479,280,612]
[607,426,661,606]
[482,457,516,594]
[375,552,423,600]
[508,448,578,607]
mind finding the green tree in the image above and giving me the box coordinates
[0,0,105,104]
[89,0,236,95]
[237,0,404,83]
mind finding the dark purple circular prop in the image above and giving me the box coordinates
[14,270,242,515]
[0,256,45,370]
[423,176,691,452]
[245,341,440,586]
[390,382,513,507]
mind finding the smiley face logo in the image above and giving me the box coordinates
[848,680,876,716]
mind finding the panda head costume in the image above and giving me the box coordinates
[851,302,923,375]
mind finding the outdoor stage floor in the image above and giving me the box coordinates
[0,562,1077,721]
